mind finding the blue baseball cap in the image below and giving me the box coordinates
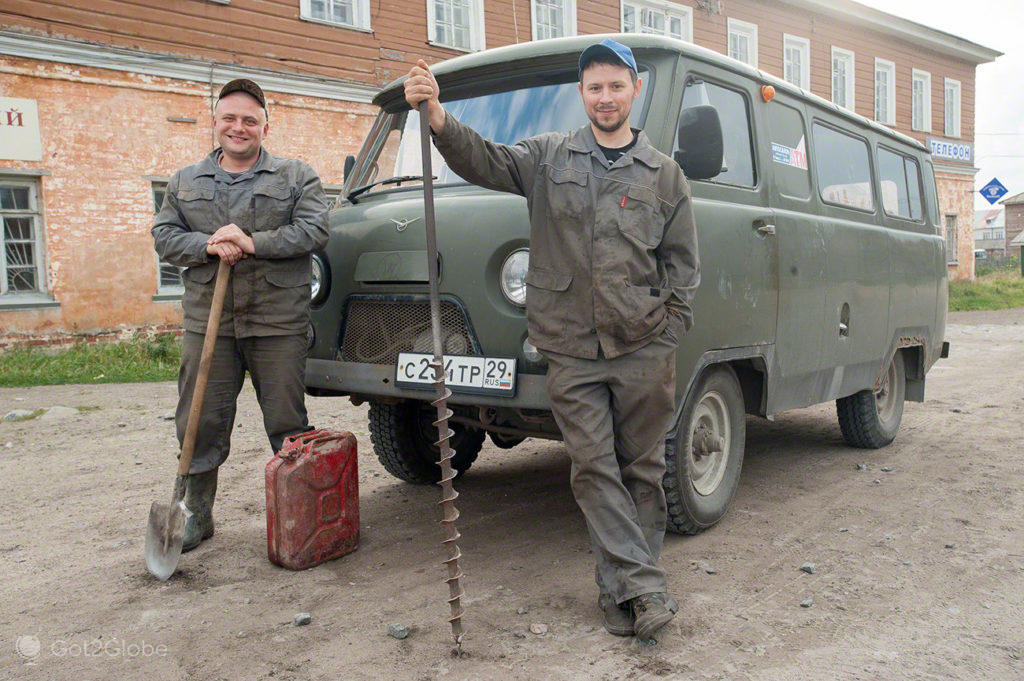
[578,38,638,79]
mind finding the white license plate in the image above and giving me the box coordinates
[395,353,517,396]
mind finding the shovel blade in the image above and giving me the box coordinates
[145,499,190,581]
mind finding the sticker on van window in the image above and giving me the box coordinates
[771,137,808,170]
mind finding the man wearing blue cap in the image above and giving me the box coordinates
[405,38,699,641]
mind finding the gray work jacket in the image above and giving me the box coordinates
[433,113,700,360]
[152,148,329,338]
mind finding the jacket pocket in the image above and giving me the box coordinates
[618,184,661,247]
[546,167,588,222]
[525,267,573,342]
[615,281,669,342]
[177,183,218,229]
[183,261,218,284]
[254,181,294,231]
[265,267,310,288]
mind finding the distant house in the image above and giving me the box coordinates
[974,207,1006,256]
[1000,192,1024,257]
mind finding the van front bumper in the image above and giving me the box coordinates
[304,358,552,410]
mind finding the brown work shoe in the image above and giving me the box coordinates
[631,593,676,640]
[598,593,634,636]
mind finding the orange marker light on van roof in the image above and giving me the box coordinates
[761,85,775,102]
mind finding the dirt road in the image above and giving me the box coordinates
[2,309,1022,681]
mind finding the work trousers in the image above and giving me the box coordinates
[176,331,311,473]
[545,331,678,605]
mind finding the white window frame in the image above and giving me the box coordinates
[532,0,577,40]
[0,177,46,299]
[945,213,958,264]
[783,34,810,90]
[945,77,961,138]
[151,180,183,299]
[727,18,758,68]
[831,46,855,111]
[874,58,896,126]
[912,69,931,133]
[427,0,486,53]
[620,0,692,42]
[299,0,372,32]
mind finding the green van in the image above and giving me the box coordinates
[304,34,948,534]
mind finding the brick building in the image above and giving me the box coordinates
[1000,192,1024,258]
[0,0,1000,344]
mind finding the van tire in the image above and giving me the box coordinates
[836,351,905,448]
[663,365,746,535]
[368,400,485,484]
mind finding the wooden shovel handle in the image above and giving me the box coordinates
[176,259,231,477]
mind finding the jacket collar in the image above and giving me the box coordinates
[567,125,663,169]
[196,147,278,176]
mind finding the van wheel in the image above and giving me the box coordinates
[663,365,746,535]
[488,432,525,449]
[836,351,905,448]
[368,401,485,483]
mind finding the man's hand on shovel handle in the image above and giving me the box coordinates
[404,60,446,134]
[206,240,245,266]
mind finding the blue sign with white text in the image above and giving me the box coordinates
[979,178,1008,205]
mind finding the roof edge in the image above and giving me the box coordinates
[777,0,1002,64]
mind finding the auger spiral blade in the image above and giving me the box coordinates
[419,100,466,648]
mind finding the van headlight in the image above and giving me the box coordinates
[311,254,329,305]
[500,249,529,307]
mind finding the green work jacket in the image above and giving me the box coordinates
[152,148,329,338]
[434,113,700,360]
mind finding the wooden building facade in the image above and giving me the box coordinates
[0,0,1000,343]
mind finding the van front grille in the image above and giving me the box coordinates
[340,297,479,364]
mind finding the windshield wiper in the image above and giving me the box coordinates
[346,175,434,203]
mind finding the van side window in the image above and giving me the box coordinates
[678,79,756,187]
[766,103,810,199]
[812,123,874,211]
[877,147,923,220]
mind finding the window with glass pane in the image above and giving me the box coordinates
[302,0,368,28]
[831,47,854,111]
[944,214,958,262]
[813,123,873,211]
[152,182,183,290]
[434,0,473,50]
[874,59,894,125]
[533,0,567,39]
[621,2,691,41]
[944,79,961,137]
[727,19,757,67]
[878,147,923,220]
[767,102,809,199]
[677,79,756,187]
[1,181,43,295]
[912,70,930,132]
[784,35,809,89]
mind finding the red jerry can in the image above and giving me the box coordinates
[266,429,359,570]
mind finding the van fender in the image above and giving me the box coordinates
[667,345,775,440]
[880,326,934,403]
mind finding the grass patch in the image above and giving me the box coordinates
[949,270,1024,311]
[0,333,181,387]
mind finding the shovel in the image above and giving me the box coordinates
[146,259,231,580]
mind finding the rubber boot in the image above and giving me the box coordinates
[182,469,217,552]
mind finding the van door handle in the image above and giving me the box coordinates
[753,219,776,236]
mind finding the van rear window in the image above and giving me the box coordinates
[877,147,923,220]
[812,123,874,212]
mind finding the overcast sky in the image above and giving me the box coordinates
[854,0,1023,209]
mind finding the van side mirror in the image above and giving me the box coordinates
[343,154,356,182]
[674,105,723,180]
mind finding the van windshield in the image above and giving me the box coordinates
[348,75,650,198]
